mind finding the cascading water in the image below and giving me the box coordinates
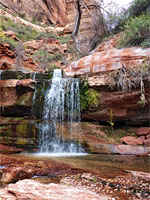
[37,69,85,155]
[0,70,2,80]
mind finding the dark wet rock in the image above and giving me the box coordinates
[0,117,38,150]
[0,79,35,117]
[0,144,24,154]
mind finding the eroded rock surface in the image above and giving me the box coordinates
[0,179,108,200]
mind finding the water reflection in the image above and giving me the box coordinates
[19,153,150,178]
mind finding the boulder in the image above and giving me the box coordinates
[144,139,150,146]
[3,30,19,41]
[136,127,150,136]
[0,43,15,70]
[24,38,67,55]
[121,136,143,145]
[0,179,108,200]
[0,167,33,184]
[107,144,150,155]
[146,134,150,139]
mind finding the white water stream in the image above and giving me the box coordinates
[36,69,86,156]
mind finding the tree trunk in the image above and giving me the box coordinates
[72,0,83,55]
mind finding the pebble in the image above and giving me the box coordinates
[60,172,150,199]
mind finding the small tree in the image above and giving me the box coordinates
[33,38,49,70]
[15,42,25,71]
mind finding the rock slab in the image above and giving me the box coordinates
[0,179,109,200]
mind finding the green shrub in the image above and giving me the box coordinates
[80,79,100,112]
[141,38,150,48]
[46,63,60,72]
[128,0,150,18]
[0,16,57,42]
[4,38,17,50]
[117,13,150,48]
[59,35,71,44]
[109,0,150,34]
[19,13,26,19]
[50,54,63,61]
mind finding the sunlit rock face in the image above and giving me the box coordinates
[0,0,67,25]
[64,47,150,77]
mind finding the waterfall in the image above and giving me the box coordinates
[38,69,85,155]
[0,70,2,80]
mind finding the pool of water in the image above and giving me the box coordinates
[20,153,150,178]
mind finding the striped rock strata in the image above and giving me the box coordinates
[64,47,150,77]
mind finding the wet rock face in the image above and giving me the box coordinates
[0,79,35,116]
[0,179,107,200]
[0,144,24,154]
[81,86,150,126]
[0,117,38,149]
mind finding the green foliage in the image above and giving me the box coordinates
[34,51,63,62]
[141,38,150,48]
[80,79,100,112]
[46,63,60,72]
[0,27,5,39]
[59,35,71,44]
[106,0,150,34]
[0,16,57,42]
[107,109,114,131]
[0,23,17,50]
[117,13,150,48]
[128,0,150,18]
[137,93,147,107]
[4,38,17,50]
[50,54,63,61]
[19,13,26,19]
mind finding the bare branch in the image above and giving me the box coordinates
[72,0,82,38]
[71,0,83,55]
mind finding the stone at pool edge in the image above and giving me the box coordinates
[0,144,24,154]
[0,179,109,200]
[107,144,150,155]
[136,127,150,136]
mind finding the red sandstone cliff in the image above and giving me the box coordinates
[0,0,105,36]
